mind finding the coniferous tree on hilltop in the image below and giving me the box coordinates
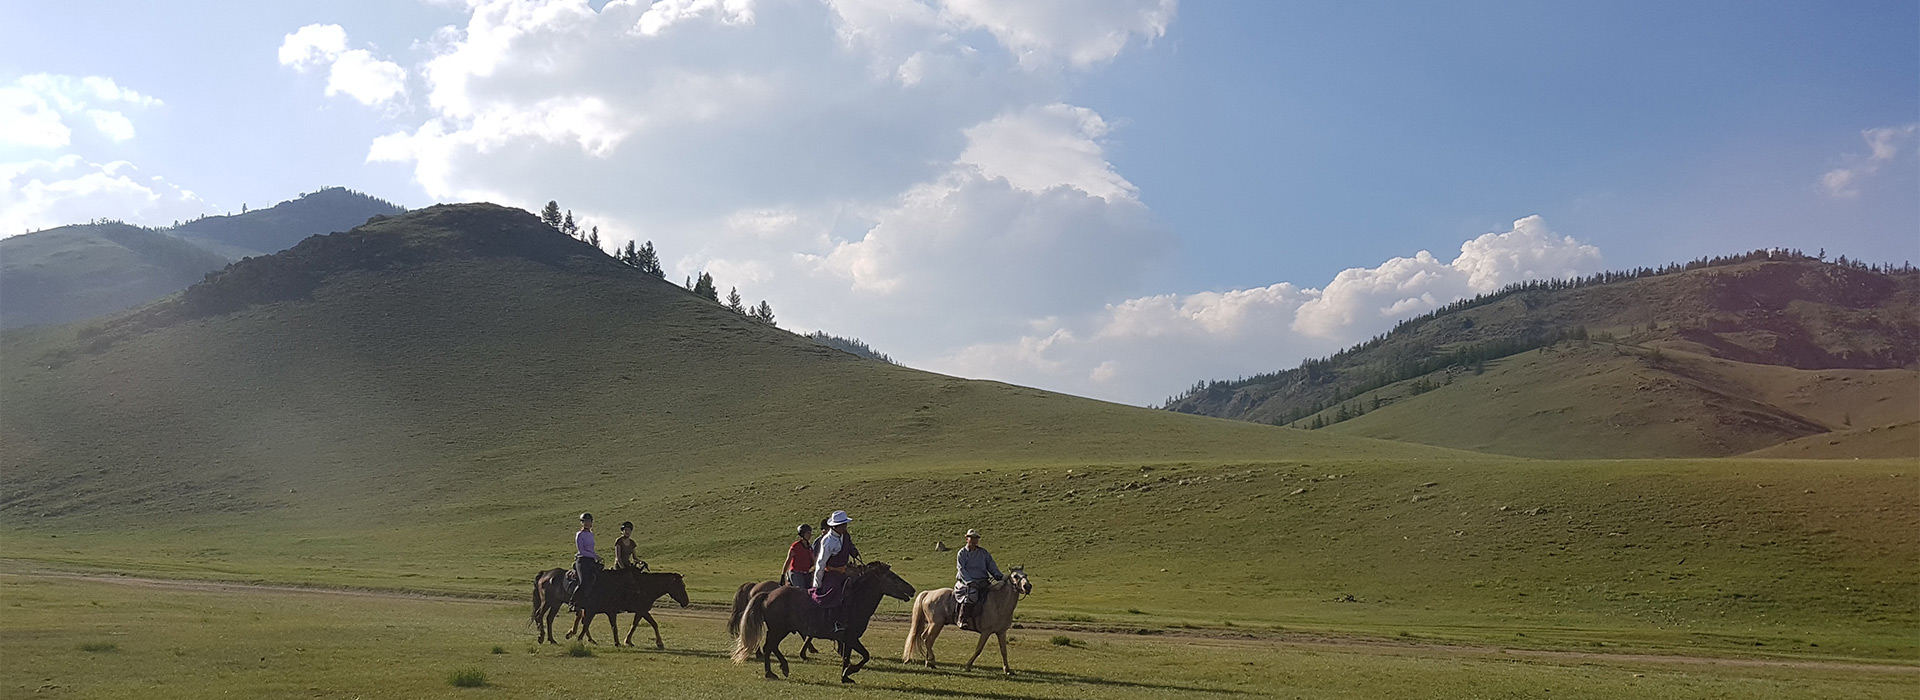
[752,301,775,325]
[540,201,563,230]
[692,272,718,301]
[634,241,662,277]
[727,287,746,313]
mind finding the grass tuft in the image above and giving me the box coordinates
[78,642,117,653]
[447,668,487,687]
[566,642,593,658]
[1049,635,1078,647]
[490,646,506,654]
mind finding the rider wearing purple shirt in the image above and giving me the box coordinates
[573,513,602,603]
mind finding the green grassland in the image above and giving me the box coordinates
[3,574,1912,699]
[3,205,1914,687]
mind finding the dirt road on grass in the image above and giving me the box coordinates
[10,566,1915,676]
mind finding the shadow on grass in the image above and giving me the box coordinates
[863,661,1254,695]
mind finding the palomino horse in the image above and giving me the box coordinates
[731,562,915,683]
[728,581,821,659]
[570,570,691,648]
[902,567,1031,675]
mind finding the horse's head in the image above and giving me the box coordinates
[851,561,916,602]
[1009,566,1032,596]
[666,573,690,608]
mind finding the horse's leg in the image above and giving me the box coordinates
[764,630,791,679]
[625,612,641,646]
[924,621,945,669]
[565,610,581,640]
[605,612,621,647]
[839,638,855,683]
[845,638,870,683]
[997,630,1011,676]
[803,635,819,657]
[963,631,990,671]
[645,612,664,650]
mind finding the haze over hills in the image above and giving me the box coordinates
[2,202,1913,659]
[0,187,403,329]
[1165,253,1920,459]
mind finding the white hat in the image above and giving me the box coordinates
[964,529,980,538]
[826,510,853,526]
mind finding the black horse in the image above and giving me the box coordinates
[731,562,915,683]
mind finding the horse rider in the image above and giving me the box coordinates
[613,521,642,570]
[811,510,860,633]
[784,523,816,588]
[572,513,603,605]
[954,528,1004,630]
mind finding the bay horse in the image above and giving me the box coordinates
[570,569,691,648]
[530,568,572,644]
[731,562,914,683]
[902,567,1031,675]
[728,580,821,659]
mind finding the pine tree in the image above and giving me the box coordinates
[692,272,718,301]
[540,201,563,230]
[636,241,663,276]
[752,301,775,325]
[618,240,639,266]
[726,287,745,313]
[562,210,579,239]
[585,225,600,249]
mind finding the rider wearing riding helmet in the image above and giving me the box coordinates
[784,523,816,588]
[573,513,602,603]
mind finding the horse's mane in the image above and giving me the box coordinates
[846,561,891,582]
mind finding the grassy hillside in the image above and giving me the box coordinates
[1745,421,1919,459]
[1167,255,1918,458]
[0,223,230,329]
[1315,343,1916,459]
[170,186,405,258]
[3,204,1913,659]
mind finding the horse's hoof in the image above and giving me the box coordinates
[841,677,855,684]
[764,673,779,680]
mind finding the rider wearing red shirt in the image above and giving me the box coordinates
[783,523,815,588]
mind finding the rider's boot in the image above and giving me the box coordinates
[957,602,975,630]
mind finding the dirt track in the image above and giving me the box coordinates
[9,566,1914,676]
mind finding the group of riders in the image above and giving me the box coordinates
[569,509,1005,630]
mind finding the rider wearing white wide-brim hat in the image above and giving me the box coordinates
[955,527,1003,630]
[811,510,862,632]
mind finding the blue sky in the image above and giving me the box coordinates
[3,1,1915,404]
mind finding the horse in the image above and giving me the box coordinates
[568,569,691,648]
[530,568,572,644]
[902,567,1031,675]
[731,562,915,683]
[729,580,821,659]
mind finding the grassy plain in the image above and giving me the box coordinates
[3,574,1913,700]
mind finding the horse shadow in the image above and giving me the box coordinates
[862,661,1255,696]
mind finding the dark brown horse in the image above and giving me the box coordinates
[731,562,914,683]
[531,568,572,644]
[729,580,821,659]
[572,570,691,648]
[532,568,690,647]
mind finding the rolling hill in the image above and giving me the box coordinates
[0,187,403,329]
[1165,254,1920,458]
[1,204,1912,658]
[0,223,230,329]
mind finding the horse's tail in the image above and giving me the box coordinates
[727,582,753,637]
[530,572,547,628]
[903,592,928,662]
[732,593,767,663]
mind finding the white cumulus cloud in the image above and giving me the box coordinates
[0,74,161,147]
[278,23,409,105]
[1,156,210,236]
[928,217,1604,404]
[1823,124,1918,199]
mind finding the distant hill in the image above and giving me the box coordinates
[171,187,405,259]
[0,223,230,329]
[0,188,404,329]
[1165,253,1920,458]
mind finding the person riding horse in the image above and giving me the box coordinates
[954,528,1003,630]
[784,523,816,588]
[612,521,643,571]
[812,510,860,633]
[572,513,603,606]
